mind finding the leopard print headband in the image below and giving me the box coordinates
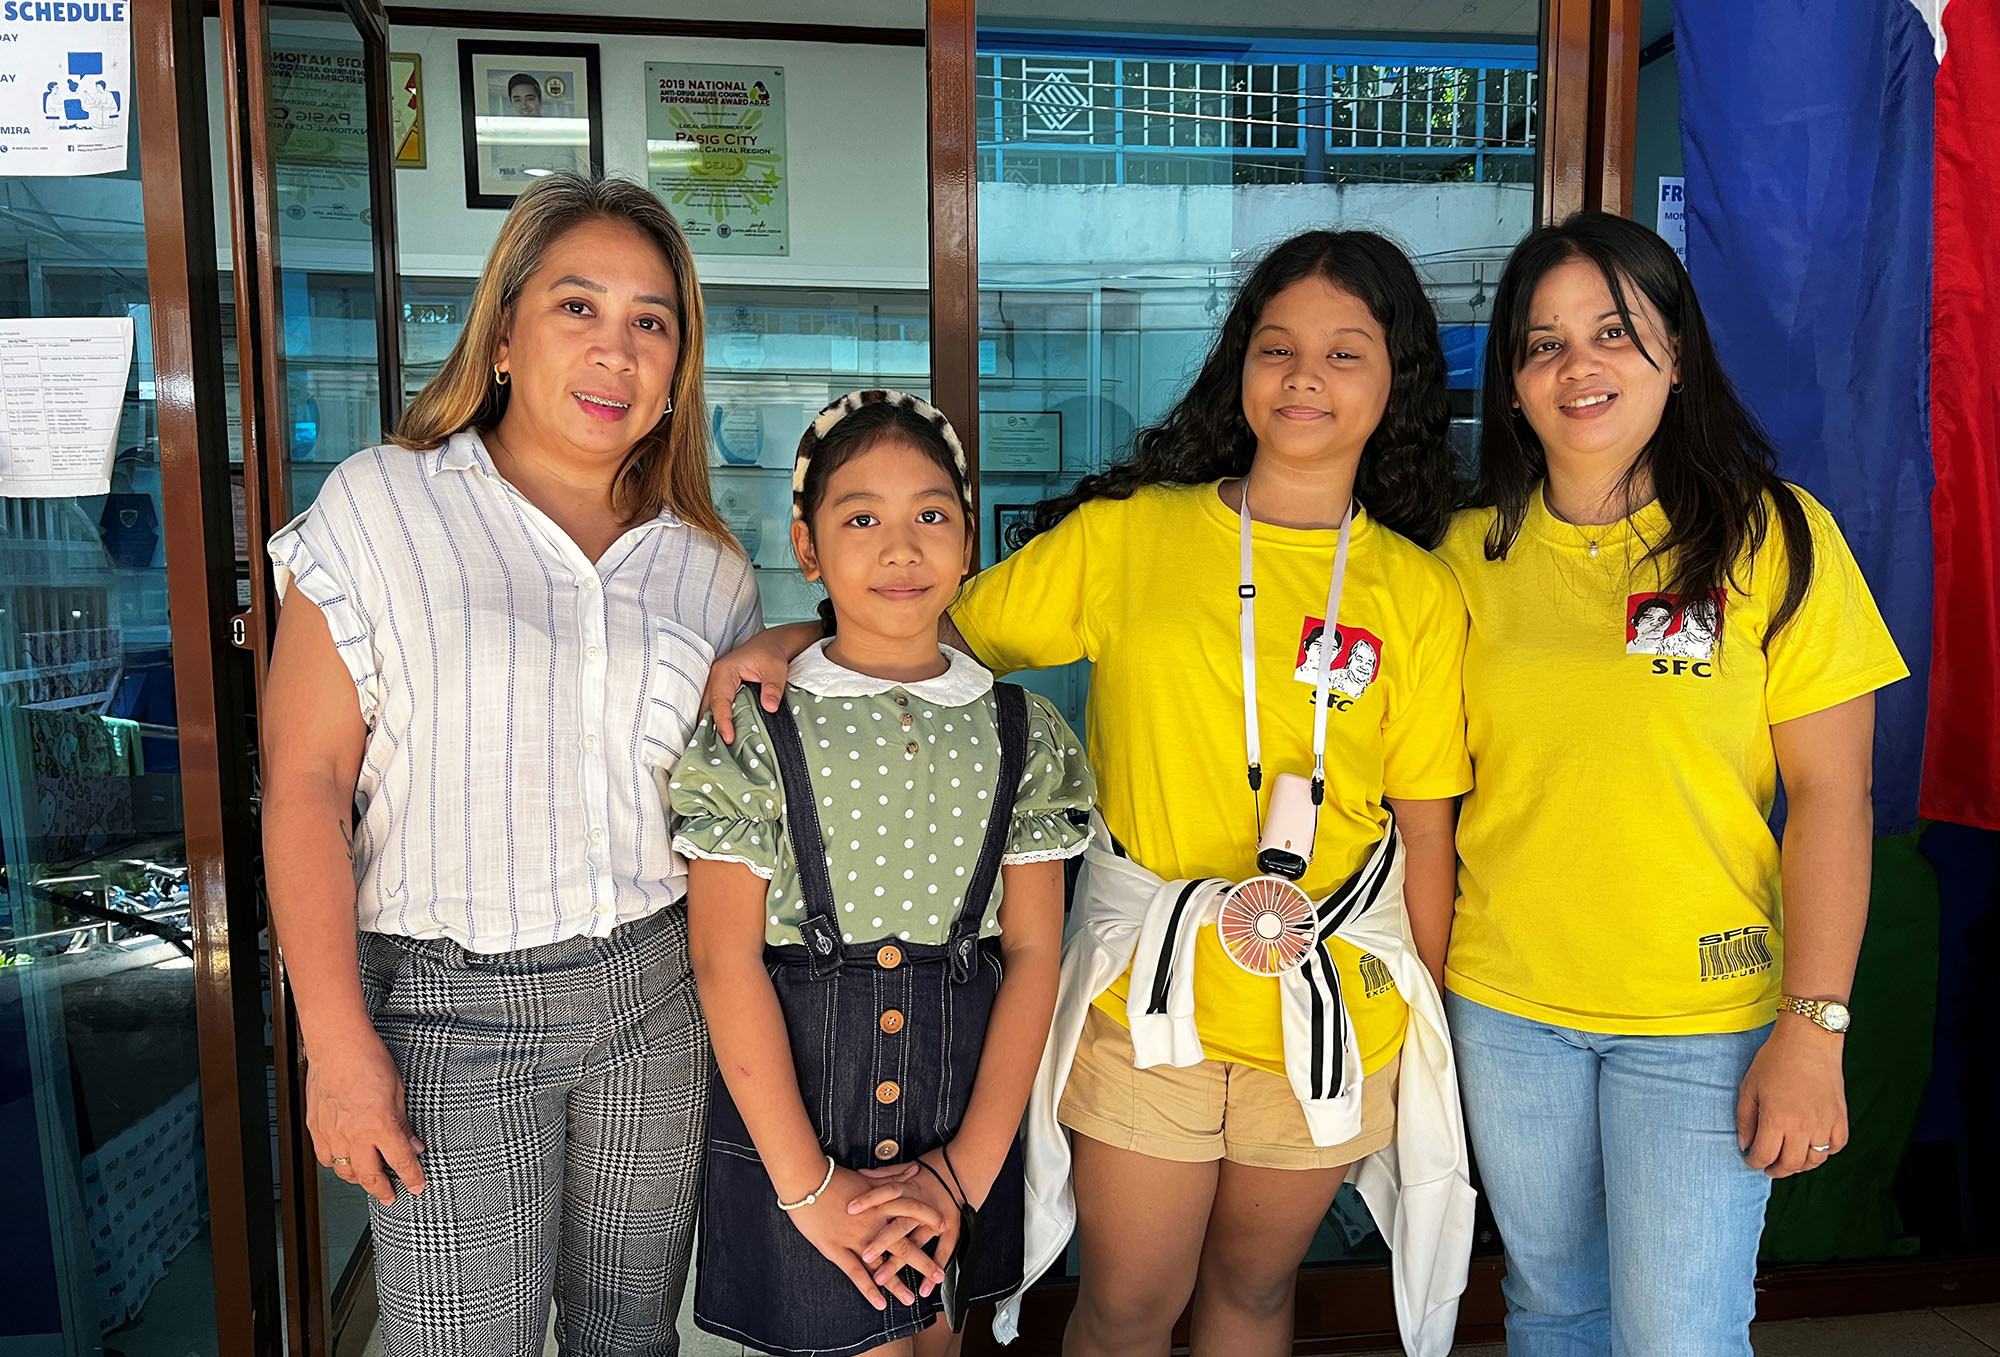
[791,388,972,521]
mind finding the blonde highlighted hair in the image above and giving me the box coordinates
[390,174,730,544]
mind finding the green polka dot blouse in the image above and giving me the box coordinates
[670,651,1095,949]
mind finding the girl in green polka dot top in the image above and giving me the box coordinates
[670,390,1094,1357]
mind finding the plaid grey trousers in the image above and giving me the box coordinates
[357,906,708,1357]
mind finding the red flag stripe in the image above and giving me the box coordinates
[1921,0,2000,829]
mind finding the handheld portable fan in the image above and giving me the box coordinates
[1215,875,1317,977]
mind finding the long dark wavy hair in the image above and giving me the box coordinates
[1011,230,1455,550]
[1474,211,1814,639]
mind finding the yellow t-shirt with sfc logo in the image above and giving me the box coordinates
[1435,484,1908,1035]
[952,481,1472,1077]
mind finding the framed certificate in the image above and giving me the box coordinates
[979,410,1063,472]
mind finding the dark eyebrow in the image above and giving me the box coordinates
[551,275,679,313]
[832,486,957,508]
[1530,310,1625,333]
[1254,322,1373,341]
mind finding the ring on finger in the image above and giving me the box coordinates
[1810,1143,1834,1153]
[331,1156,352,1166]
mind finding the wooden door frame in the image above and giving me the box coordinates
[1539,0,1643,220]
[214,1,404,1352]
[928,0,981,549]
[132,0,284,1351]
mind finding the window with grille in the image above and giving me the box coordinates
[976,44,1537,187]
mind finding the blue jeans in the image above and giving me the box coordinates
[1447,992,1774,1357]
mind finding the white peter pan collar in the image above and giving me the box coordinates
[791,639,995,707]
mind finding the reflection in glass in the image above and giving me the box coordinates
[259,4,391,1326]
[0,129,217,1357]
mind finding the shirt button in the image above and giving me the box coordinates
[874,1138,900,1161]
[875,1080,901,1106]
[879,1008,904,1035]
[586,645,601,659]
[905,741,920,757]
[894,696,909,708]
[583,734,598,751]
[589,827,605,844]
[582,576,598,590]
[876,944,903,970]
[900,713,914,730]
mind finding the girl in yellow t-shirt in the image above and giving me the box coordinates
[704,231,1474,1355]
[1436,211,1906,1356]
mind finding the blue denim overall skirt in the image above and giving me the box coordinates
[693,684,1030,1356]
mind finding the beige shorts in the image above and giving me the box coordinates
[1057,1005,1399,1171]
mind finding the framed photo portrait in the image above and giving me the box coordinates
[457,41,603,208]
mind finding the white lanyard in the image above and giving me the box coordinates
[1237,480,1353,813]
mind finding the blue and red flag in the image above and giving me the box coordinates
[1674,0,2000,832]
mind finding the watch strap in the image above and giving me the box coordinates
[1778,995,1849,1031]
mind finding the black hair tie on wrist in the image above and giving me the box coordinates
[914,1148,981,1333]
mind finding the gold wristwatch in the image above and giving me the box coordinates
[1777,996,1852,1033]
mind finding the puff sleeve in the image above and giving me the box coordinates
[1001,694,1096,865]
[668,690,785,880]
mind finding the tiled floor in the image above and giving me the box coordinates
[359,1301,2000,1355]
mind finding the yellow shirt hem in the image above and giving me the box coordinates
[1443,970,1779,1037]
[1088,982,1409,1078]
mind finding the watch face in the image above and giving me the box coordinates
[1822,1002,1852,1032]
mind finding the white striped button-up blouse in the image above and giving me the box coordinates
[268,429,761,952]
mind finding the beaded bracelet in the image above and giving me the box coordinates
[776,1155,837,1213]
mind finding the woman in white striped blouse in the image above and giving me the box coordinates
[262,175,759,1357]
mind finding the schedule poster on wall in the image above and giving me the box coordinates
[268,44,372,240]
[0,2,130,176]
[645,63,788,256]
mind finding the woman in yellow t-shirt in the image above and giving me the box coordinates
[1435,211,1907,1357]
[705,232,1474,1354]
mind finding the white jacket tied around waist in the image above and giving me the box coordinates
[995,812,1475,1357]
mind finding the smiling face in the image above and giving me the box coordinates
[1512,256,1678,485]
[1240,274,1392,475]
[1345,638,1379,683]
[489,216,681,468]
[791,436,972,648]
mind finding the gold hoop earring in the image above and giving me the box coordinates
[663,396,674,416]
[493,364,509,386]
